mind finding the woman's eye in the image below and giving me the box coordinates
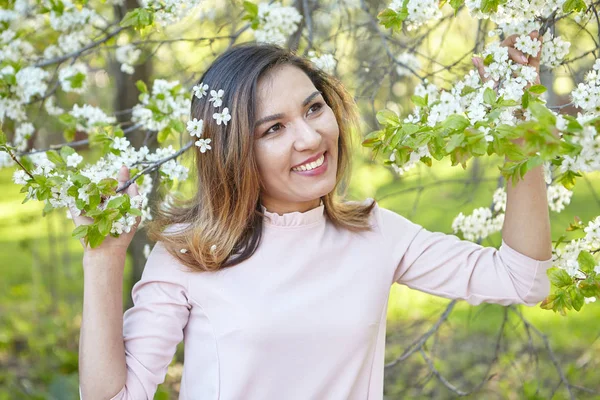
[308,102,323,114]
[265,123,283,136]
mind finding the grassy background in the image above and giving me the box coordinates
[1,153,600,399]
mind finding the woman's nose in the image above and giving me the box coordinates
[293,119,321,151]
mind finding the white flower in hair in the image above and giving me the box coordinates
[195,138,212,153]
[208,89,224,107]
[187,118,204,137]
[193,82,208,99]
[213,107,231,126]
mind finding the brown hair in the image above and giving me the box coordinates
[146,43,376,272]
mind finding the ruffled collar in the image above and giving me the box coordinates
[260,200,325,227]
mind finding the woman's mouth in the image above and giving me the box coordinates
[291,151,328,176]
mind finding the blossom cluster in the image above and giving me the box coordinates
[11,139,190,232]
[138,0,201,25]
[188,81,235,152]
[553,217,600,282]
[116,45,142,75]
[395,52,421,78]
[452,183,573,242]
[307,51,337,75]
[252,3,302,45]
[132,79,190,132]
[388,0,441,31]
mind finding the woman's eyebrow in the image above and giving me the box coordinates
[254,90,322,128]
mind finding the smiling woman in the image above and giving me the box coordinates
[78,42,553,400]
[145,43,377,272]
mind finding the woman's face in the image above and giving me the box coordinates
[253,64,339,214]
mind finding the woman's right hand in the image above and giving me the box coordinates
[69,165,141,255]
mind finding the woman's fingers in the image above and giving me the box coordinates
[508,47,528,64]
[527,30,543,70]
[117,165,141,228]
[472,57,488,82]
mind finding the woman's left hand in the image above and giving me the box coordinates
[471,30,543,87]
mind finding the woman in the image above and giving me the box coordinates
[76,35,552,400]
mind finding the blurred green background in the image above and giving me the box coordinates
[2,0,600,398]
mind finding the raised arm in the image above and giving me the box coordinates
[80,241,191,400]
[76,166,191,400]
[378,206,552,306]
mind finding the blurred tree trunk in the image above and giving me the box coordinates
[113,0,157,309]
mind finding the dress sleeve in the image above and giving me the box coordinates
[377,205,552,306]
[108,241,192,400]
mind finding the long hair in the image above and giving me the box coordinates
[146,43,376,272]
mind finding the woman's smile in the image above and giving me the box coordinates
[291,151,328,175]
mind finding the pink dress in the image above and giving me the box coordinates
[107,199,552,399]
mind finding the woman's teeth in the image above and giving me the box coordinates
[292,153,325,172]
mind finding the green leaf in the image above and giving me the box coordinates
[563,0,586,13]
[556,170,581,190]
[579,279,600,298]
[97,178,118,195]
[136,80,148,94]
[157,127,172,143]
[483,87,496,105]
[243,0,258,17]
[578,251,596,274]
[0,130,6,146]
[548,267,572,288]
[480,0,502,13]
[552,290,572,316]
[377,7,407,31]
[72,174,91,185]
[445,133,465,152]
[528,85,547,94]
[106,196,126,209]
[63,127,76,142]
[521,91,530,108]
[128,207,142,217]
[529,102,556,125]
[98,217,112,236]
[46,150,66,167]
[569,286,585,312]
[460,86,477,96]
[170,119,185,134]
[72,224,88,240]
[376,109,401,126]
[120,7,153,29]
[442,114,470,131]
[411,95,428,108]
[67,72,86,89]
[483,54,494,66]
[449,0,464,12]
[60,146,76,162]
[87,225,106,248]
[120,9,140,27]
[362,130,384,147]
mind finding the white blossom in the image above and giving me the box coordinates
[116,44,141,75]
[187,118,204,137]
[193,82,208,99]
[208,89,224,108]
[70,104,116,132]
[395,52,421,78]
[14,66,49,103]
[12,169,30,185]
[307,51,337,74]
[213,107,231,126]
[66,153,83,168]
[58,63,88,93]
[253,3,302,45]
[195,138,212,153]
